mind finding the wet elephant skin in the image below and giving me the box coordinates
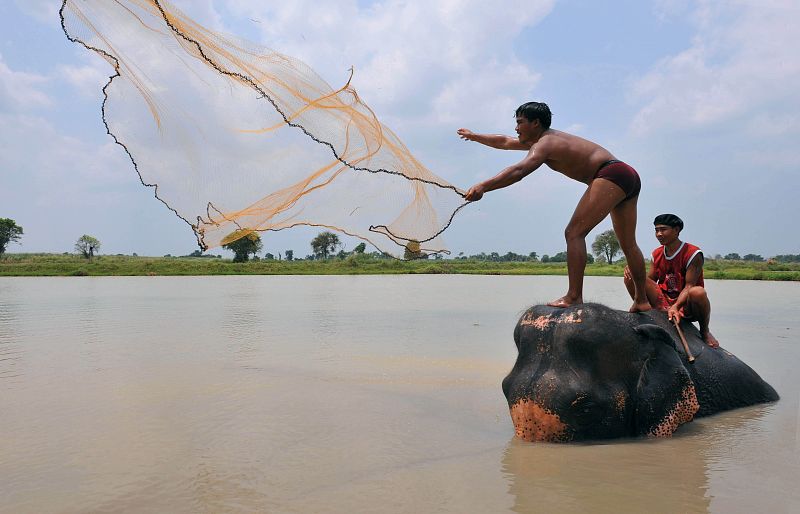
[502,303,779,442]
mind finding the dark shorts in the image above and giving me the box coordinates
[594,160,641,200]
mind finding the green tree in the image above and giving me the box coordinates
[724,253,741,260]
[0,218,23,256]
[285,250,294,261]
[404,244,426,260]
[221,229,263,262]
[550,251,568,262]
[742,253,764,262]
[592,230,621,264]
[310,231,341,259]
[528,252,538,262]
[353,242,367,254]
[75,235,101,259]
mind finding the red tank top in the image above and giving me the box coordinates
[651,242,704,302]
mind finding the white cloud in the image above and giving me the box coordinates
[630,0,800,135]
[0,52,51,110]
[0,113,129,196]
[432,62,542,125]
[13,0,60,25]
[57,62,109,96]
[215,0,555,128]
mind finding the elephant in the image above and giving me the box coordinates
[503,303,779,442]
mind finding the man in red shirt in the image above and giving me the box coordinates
[624,214,719,347]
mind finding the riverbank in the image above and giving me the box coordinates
[2,253,799,280]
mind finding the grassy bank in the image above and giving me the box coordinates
[2,253,799,280]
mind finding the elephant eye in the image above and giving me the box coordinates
[571,396,593,412]
[570,395,601,423]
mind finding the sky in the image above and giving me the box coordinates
[1,0,799,259]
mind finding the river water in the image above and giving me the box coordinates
[0,275,798,513]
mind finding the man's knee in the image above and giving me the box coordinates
[687,286,708,303]
[564,224,589,241]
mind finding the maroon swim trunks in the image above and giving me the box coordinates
[594,160,641,200]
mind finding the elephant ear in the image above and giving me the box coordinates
[633,324,699,437]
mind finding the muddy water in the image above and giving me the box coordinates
[0,275,797,513]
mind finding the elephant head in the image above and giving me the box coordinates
[502,303,777,442]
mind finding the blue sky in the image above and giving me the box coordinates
[2,0,798,258]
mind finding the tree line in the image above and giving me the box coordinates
[3,218,800,264]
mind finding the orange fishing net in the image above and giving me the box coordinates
[60,0,467,258]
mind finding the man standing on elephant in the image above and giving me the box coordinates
[624,214,720,348]
[460,101,651,312]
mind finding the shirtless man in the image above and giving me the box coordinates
[460,101,650,312]
[624,214,720,347]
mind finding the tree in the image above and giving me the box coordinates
[724,253,741,260]
[221,229,263,262]
[0,218,23,256]
[592,230,621,264]
[353,242,367,254]
[75,235,101,259]
[528,252,538,262]
[285,250,294,261]
[550,251,568,262]
[742,254,764,262]
[310,231,341,259]
[773,254,800,263]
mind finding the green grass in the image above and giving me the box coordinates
[2,253,799,280]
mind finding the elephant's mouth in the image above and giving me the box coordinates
[509,399,569,442]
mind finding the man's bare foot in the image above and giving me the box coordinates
[548,296,582,308]
[629,301,652,313]
[702,331,720,348]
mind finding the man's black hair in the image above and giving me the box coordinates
[654,213,684,231]
[515,102,552,129]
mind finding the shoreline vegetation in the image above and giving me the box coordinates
[2,253,799,280]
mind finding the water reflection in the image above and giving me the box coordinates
[0,287,23,382]
[501,404,776,513]
[221,281,264,364]
[502,436,711,512]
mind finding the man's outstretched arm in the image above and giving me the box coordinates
[464,144,548,201]
[457,128,530,150]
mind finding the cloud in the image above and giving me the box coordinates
[213,0,555,127]
[432,62,542,125]
[0,52,51,110]
[13,0,59,25]
[0,113,129,191]
[57,62,109,96]
[630,0,800,135]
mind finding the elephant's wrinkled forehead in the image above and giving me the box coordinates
[519,309,585,330]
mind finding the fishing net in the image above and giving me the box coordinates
[60,0,467,258]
